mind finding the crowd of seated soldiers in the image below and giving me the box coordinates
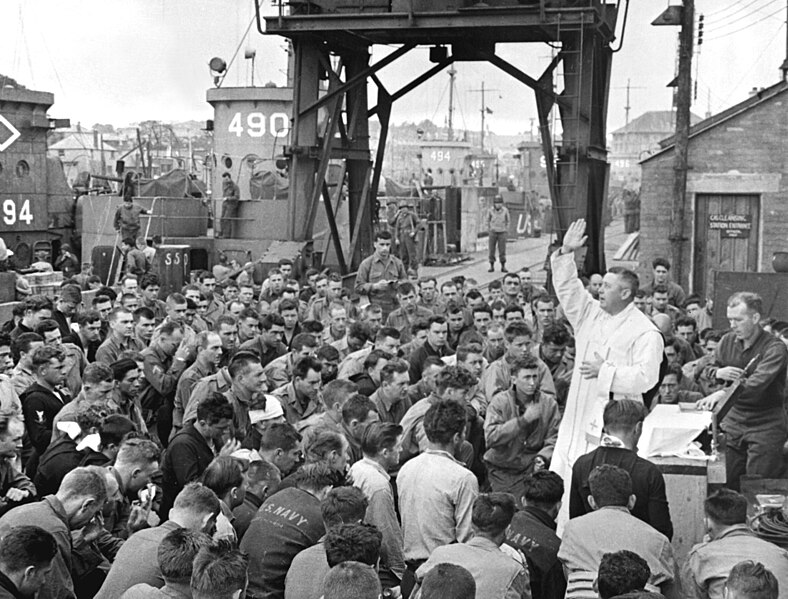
[0,253,782,599]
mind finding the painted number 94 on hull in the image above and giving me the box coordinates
[2,199,33,226]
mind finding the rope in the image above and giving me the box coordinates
[749,510,788,547]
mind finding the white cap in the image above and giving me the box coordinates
[0,239,12,261]
[249,395,284,424]
[231,448,262,463]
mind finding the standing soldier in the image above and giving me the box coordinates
[114,189,148,244]
[487,194,510,273]
[355,231,407,319]
[391,199,420,271]
[219,172,240,238]
[54,245,79,278]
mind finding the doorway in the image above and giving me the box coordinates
[693,194,759,298]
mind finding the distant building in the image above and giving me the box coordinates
[49,131,118,184]
[638,80,788,298]
[609,110,701,187]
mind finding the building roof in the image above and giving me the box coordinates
[611,110,702,136]
[49,132,119,152]
[642,80,788,163]
[612,111,675,135]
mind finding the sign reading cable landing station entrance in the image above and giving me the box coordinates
[708,213,752,239]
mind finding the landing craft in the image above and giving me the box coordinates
[0,79,74,273]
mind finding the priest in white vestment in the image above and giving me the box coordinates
[549,219,664,526]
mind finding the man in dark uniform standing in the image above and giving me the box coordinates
[219,172,240,238]
[699,291,788,491]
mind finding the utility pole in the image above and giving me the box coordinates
[613,79,644,175]
[612,79,645,127]
[447,67,456,141]
[624,78,632,126]
[669,0,694,287]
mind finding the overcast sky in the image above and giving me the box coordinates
[1,0,785,135]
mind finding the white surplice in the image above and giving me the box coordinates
[549,250,664,529]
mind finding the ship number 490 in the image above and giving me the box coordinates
[2,199,33,225]
[228,112,289,138]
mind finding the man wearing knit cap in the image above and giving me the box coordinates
[54,244,79,278]
[110,358,147,434]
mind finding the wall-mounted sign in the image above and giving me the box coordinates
[708,213,751,239]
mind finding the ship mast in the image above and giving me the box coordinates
[447,67,456,141]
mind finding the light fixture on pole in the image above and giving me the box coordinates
[245,49,257,87]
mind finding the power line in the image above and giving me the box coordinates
[720,21,785,104]
[706,5,785,41]
[703,0,756,19]
[705,0,777,28]
[705,0,781,34]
